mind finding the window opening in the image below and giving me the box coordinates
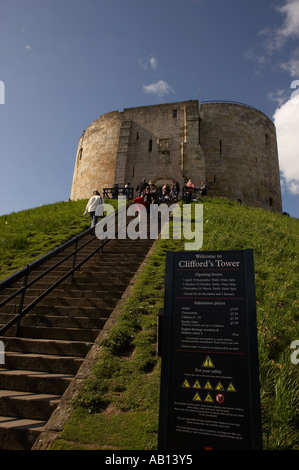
[199,117,201,144]
[78,148,83,160]
[149,139,153,152]
[173,109,177,118]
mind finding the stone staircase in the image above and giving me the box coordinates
[0,233,154,450]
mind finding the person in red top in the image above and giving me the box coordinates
[186,179,195,201]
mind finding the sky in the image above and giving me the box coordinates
[0,0,298,218]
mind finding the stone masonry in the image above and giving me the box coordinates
[70,99,282,212]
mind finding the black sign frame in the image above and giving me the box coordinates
[158,249,262,450]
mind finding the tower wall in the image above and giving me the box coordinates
[70,111,123,200]
[200,102,282,211]
[120,100,201,191]
[70,100,282,212]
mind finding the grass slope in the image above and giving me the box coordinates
[0,198,298,449]
[53,198,298,451]
[0,199,120,281]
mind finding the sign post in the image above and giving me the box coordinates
[158,250,262,450]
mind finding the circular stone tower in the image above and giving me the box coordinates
[70,99,282,212]
[199,101,282,211]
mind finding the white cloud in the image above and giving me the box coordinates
[281,46,299,76]
[268,88,289,106]
[262,0,299,52]
[25,44,31,50]
[148,56,157,70]
[276,0,299,43]
[273,96,299,195]
[143,80,174,97]
[139,55,158,71]
[246,1,299,71]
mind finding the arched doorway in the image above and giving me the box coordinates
[152,177,175,189]
[151,177,176,200]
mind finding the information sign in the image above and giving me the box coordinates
[158,250,262,450]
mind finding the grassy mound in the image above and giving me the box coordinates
[50,198,298,450]
[0,198,298,449]
[0,199,120,281]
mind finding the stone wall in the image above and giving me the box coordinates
[70,111,122,200]
[120,101,195,191]
[200,102,282,211]
[70,99,282,212]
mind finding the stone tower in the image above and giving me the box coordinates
[70,99,282,212]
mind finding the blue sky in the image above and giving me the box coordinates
[0,0,298,217]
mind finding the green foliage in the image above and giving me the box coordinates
[0,199,119,280]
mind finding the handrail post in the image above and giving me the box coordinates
[70,235,79,284]
[15,265,29,336]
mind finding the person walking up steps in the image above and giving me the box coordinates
[84,190,104,227]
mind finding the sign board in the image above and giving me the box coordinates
[158,250,262,450]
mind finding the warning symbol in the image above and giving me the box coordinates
[227,382,237,392]
[192,380,201,389]
[216,393,225,404]
[204,393,213,403]
[202,356,215,368]
[215,381,225,391]
[204,381,213,390]
[181,379,190,388]
[193,392,201,402]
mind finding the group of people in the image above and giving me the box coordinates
[184,179,207,201]
[133,179,160,213]
[135,179,181,203]
[84,178,207,227]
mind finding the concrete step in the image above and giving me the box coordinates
[0,369,73,395]
[2,273,133,290]
[0,415,46,450]
[0,223,156,449]
[2,336,93,357]
[2,352,83,375]
[2,295,118,312]
[1,287,124,300]
[24,264,140,278]
[8,325,99,342]
[0,313,107,330]
[0,390,60,421]
[26,304,114,317]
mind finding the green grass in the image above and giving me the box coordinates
[51,198,298,450]
[0,197,298,449]
[0,199,119,281]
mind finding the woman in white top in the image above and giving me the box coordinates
[84,191,104,227]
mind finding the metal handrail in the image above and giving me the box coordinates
[103,186,134,199]
[0,203,133,336]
